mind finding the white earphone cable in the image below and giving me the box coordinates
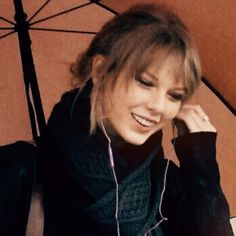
[144,159,170,236]
[144,131,177,236]
[100,117,121,236]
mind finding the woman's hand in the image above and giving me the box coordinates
[174,105,216,136]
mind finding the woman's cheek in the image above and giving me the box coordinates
[168,103,182,120]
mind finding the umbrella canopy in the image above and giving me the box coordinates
[0,0,235,217]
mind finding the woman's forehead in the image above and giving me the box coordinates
[148,52,184,74]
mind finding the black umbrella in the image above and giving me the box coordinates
[0,0,117,142]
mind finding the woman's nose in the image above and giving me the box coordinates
[146,92,165,113]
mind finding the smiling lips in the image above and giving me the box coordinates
[131,113,158,127]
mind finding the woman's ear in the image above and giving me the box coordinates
[91,54,106,85]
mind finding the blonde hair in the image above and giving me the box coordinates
[70,3,202,133]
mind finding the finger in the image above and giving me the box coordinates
[176,105,216,133]
[188,105,215,129]
[183,105,209,122]
[176,109,202,132]
[189,110,212,131]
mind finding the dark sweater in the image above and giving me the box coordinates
[40,82,233,236]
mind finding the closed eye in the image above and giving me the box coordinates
[168,92,185,101]
[135,75,154,88]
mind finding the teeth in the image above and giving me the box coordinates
[132,114,155,127]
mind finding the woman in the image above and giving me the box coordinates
[40,3,233,236]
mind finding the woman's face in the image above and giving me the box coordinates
[102,54,186,145]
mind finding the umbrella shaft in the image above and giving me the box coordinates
[13,0,46,141]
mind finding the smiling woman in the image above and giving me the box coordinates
[97,53,187,145]
[39,3,233,236]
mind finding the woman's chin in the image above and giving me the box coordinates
[106,122,158,146]
[118,131,151,146]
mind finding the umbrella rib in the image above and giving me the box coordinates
[0,30,16,40]
[28,0,52,23]
[202,77,236,116]
[0,16,16,25]
[0,27,15,30]
[29,2,93,26]
[91,1,118,15]
[29,27,97,35]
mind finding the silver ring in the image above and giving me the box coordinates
[202,115,209,122]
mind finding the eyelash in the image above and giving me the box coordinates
[168,93,185,102]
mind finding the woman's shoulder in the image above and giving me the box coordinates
[46,88,81,138]
[54,88,80,113]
